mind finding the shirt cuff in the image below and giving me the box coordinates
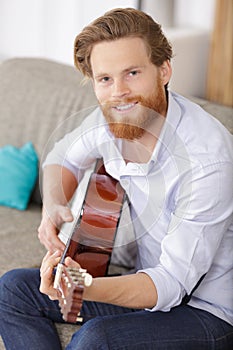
[137,264,186,312]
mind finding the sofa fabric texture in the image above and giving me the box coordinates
[0,58,232,349]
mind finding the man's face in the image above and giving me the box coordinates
[90,37,169,140]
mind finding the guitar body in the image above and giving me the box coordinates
[61,159,125,277]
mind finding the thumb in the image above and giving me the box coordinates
[60,206,74,223]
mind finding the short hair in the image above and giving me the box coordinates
[74,8,173,78]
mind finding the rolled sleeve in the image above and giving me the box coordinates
[138,265,186,311]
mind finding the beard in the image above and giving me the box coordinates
[100,78,167,140]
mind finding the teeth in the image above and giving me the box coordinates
[115,103,135,111]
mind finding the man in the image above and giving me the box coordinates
[0,8,233,350]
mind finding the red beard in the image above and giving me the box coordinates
[100,78,167,140]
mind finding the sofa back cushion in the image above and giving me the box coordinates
[0,58,98,154]
[0,58,98,203]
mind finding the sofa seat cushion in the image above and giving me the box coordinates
[0,203,46,276]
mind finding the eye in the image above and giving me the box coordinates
[95,76,112,86]
[129,70,139,76]
[101,76,110,83]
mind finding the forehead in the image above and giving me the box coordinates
[90,37,151,75]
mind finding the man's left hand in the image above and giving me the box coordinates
[39,251,81,300]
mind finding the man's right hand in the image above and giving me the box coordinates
[38,204,74,251]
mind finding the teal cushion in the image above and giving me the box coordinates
[0,142,38,210]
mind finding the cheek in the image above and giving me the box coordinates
[93,86,110,104]
[133,76,156,97]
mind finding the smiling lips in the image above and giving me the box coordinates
[113,102,138,112]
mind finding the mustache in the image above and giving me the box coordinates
[100,96,163,114]
[100,96,144,108]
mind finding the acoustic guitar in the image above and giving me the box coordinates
[54,159,125,323]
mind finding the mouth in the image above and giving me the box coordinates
[113,102,138,113]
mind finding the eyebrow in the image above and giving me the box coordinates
[93,65,145,79]
[123,65,145,73]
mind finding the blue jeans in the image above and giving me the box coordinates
[0,268,232,350]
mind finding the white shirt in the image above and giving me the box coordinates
[44,92,233,325]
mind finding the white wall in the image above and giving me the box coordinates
[165,28,211,98]
[0,0,43,60]
[141,0,216,30]
[141,0,216,98]
[0,0,138,64]
[141,0,175,27]
[0,0,216,98]
[174,0,216,30]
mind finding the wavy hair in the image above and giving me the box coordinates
[74,8,173,78]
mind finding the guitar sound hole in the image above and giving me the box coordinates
[95,175,118,201]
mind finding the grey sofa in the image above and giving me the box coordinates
[0,58,232,349]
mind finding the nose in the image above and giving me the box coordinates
[112,78,130,99]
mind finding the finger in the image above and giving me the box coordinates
[40,265,53,293]
[49,206,73,228]
[40,227,65,252]
[64,256,81,269]
[41,250,52,265]
[48,290,62,300]
[40,250,62,276]
[44,250,61,268]
[38,214,58,243]
[41,249,59,268]
[48,283,62,300]
[40,266,58,299]
[40,252,62,298]
[45,233,65,252]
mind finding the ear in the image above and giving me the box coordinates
[159,60,172,85]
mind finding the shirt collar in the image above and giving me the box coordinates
[150,91,182,164]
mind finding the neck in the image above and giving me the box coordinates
[122,112,166,164]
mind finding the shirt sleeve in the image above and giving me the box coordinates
[42,109,102,181]
[138,161,233,312]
